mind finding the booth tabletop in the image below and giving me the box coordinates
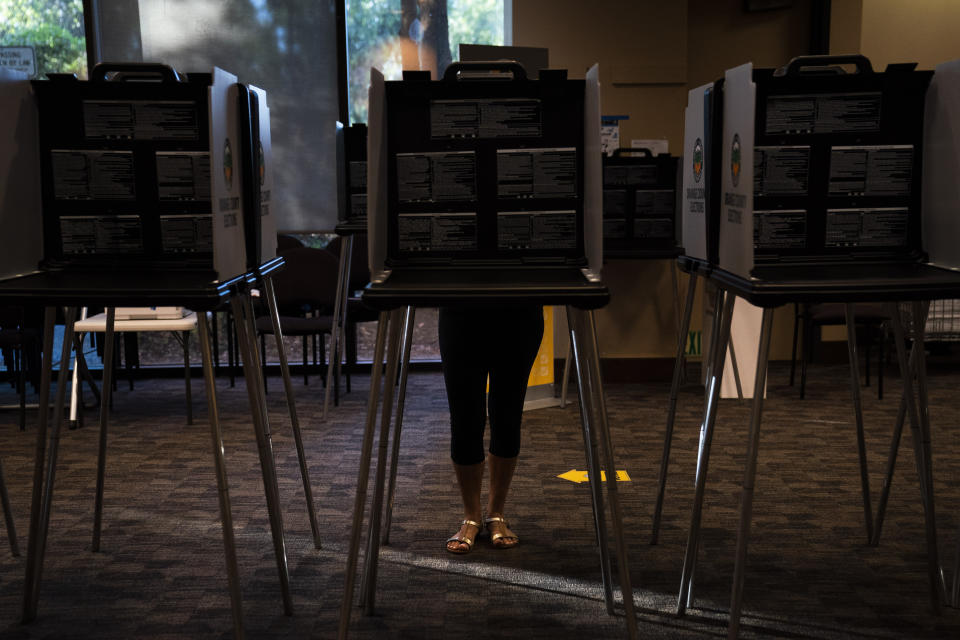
[0,269,241,310]
[0,257,285,309]
[361,267,610,310]
[677,255,714,277]
[605,246,684,261]
[709,262,960,307]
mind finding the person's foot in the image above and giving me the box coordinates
[446,519,482,554]
[484,515,518,549]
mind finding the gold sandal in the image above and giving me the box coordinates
[484,515,519,549]
[445,519,481,554]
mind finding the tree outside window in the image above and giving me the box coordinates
[0,0,87,79]
[346,0,503,124]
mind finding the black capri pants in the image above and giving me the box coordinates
[439,305,544,466]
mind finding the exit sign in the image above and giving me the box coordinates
[0,47,37,77]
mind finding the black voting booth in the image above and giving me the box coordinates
[602,148,681,258]
[338,62,638,640]
[324,121,371,419]
[555,147,685,407]
[0,63,318,640]
[745,56,929,273]
[336,121,368,230]
[660,56,960,639]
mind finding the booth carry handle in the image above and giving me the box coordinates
[91,62,182,83]
[442,60,527,82]
[775,54,874,77]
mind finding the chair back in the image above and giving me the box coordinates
[271,247,339,313]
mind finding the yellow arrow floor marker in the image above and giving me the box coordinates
[557,469,630,483]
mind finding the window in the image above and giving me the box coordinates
[346,0,505,124]
[0,0,87,79]
[88,0,343,233]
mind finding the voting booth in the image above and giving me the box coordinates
[336,122,368,229]
[28,64,261,281]
[602,148,680,257]
[666,56,960,639]
[340,62,639,640]
[0,69,44,282]
[681,79,725,267]
[239,83,277,266]
[367,61,602,285]
[0,62,319,639]
[718,56,933,278]
[922,58,960,271]
[326,121,370,418]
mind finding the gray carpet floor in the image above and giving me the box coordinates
[1,360,960,639]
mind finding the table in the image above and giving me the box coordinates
[73,311,198,424]
[669,260,960,638]
[337,266,639,640]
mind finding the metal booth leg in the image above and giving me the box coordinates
[383,305,416,545]
[910,301,946,605]
[870,304,924,546]
[844,304,874,543]
[336,236,356,402]
[262,274,322,550]
[338,310,391,640]
[677,287,734,615]
[670,260,688,385]
[92,308,116,551]
[197,309,246,639]
[569,306,639,639]
[324,235,352,419]
[230,293,293,616]
[23,306,77,621]
[1,455,18,556]
[21,306,55,620]
[68,307,88,426]
[567,305,614,613]
[872,331,921,545]
[651,271,698,544]
[180,327,193,425]
[727,307,775,639]
[727,338,744,402]
[888,302,945,610]
[226,308,237,388]
[560,333,572,408]
[359,307,405,613]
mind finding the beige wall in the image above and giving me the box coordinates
[514,0,811,359]
[829,0,862,56]
[860,0,960,70]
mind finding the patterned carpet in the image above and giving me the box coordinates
[1,359,959,639]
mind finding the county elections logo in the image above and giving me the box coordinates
[223,139,233,190]
[692,137,704,183]
[730,134,741,188]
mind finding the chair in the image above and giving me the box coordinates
[790,302,890,399]
[255,246,340,388]
[73,310,199,424]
